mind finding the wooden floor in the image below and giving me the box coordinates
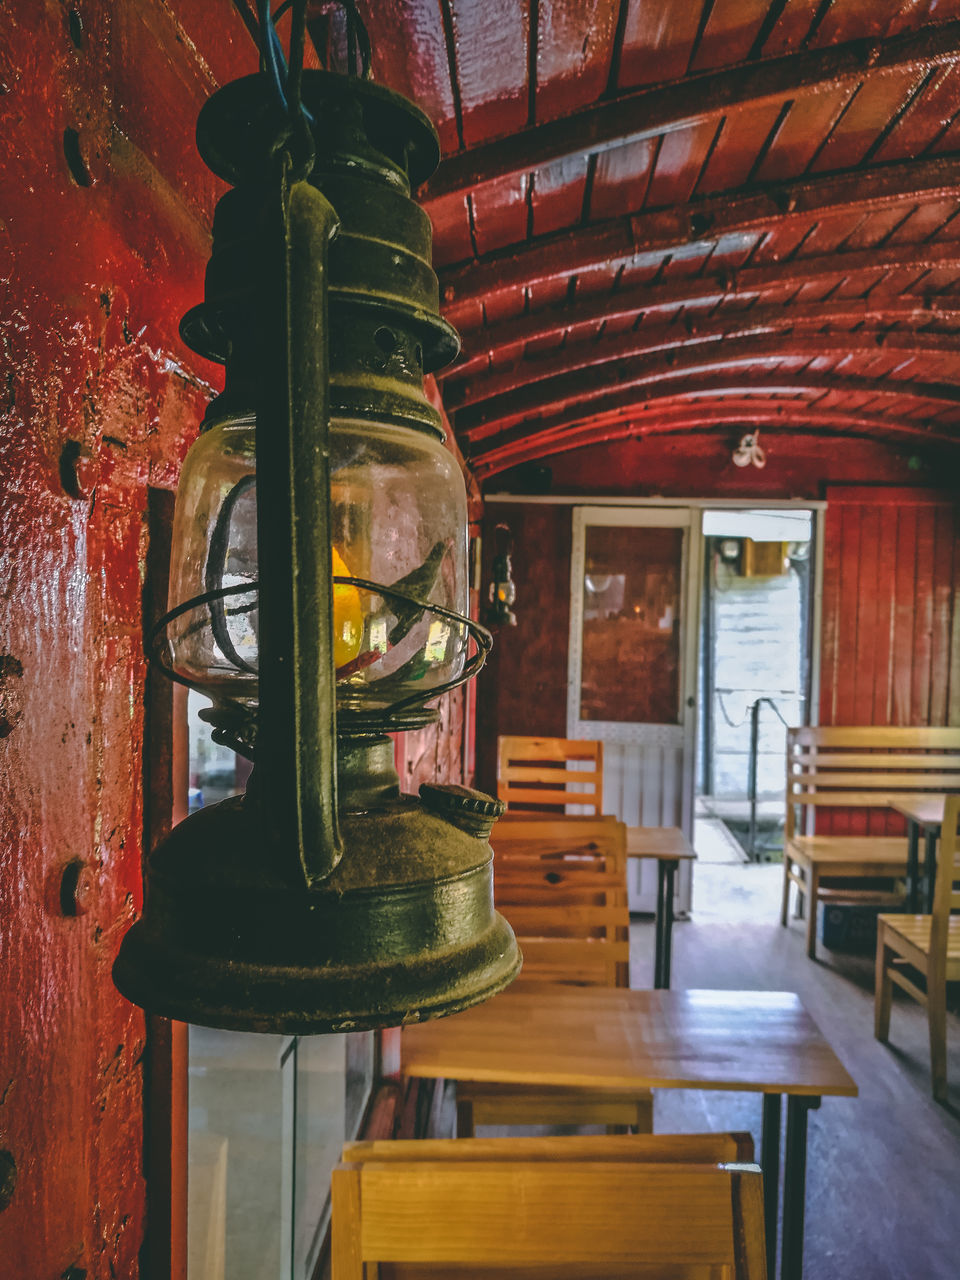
[452,861,960,1280]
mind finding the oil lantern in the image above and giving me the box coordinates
[112,8,521,1033]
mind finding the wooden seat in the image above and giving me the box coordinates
[331,1133,767,1279]
[497,735,604,815]
[780,727,960,959]
[875,795,960,1101]
[456,816,650,1134]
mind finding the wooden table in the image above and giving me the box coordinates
[626,825,696,989]
[889,795,950,912]
[403,985,857,1280]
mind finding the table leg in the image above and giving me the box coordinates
[653,860,666,988]
[653,860,677,990]
[906,819,920,912]
[661,859,676,989]
[780,1095,820,1280]
[924,829,937,913]
[761,1093,781,1280]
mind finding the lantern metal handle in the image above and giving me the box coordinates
[251,162,343,892]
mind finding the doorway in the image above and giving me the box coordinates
[696,508,818,866]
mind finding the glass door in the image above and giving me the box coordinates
[567,507,701,911]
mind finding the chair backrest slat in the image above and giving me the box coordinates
[498,736,604,815]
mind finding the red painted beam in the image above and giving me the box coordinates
[439,155,960,305]
[448,313,960,408]
[424,20,960,203]
[445,241,960,377]
[458,338,960,438]
[472,398,960,479]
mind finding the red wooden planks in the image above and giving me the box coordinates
[448,0,531,145]
[617,0,704,90]
[535,0,620,123]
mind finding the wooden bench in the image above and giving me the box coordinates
[781,726,960,960]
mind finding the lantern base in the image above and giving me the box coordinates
[113,905,519,1035]
[114,768,521,1033]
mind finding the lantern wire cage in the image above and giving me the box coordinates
[150,581,492,757]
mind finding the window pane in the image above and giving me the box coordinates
[580,525,683,724]
[188,1029,291,1280]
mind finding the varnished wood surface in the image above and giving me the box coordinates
[785,835,908,874]
[342,1131,755,1164]
[626,825,697,860]
[402,986,857,1098]
[332,1138,767,1278]
[888,794,951,830]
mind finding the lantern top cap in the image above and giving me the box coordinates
[196,70,442,192]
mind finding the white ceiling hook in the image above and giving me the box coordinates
[732,431,766,469]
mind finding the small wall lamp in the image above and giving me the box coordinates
[486,523,518,628]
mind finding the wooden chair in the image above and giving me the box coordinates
[781,726,960,959]
[456,817,651,1134]
[875,794,960,1101]
[497,736,604,815]
[492,819,631,988]
[331,1133,766,1279]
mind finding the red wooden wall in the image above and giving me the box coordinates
[819,487,960,729]
[817,486,960,835]
[0,4,248,1274]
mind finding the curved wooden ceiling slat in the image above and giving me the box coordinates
[439,155,960,303]
[458,336,960,437]
[342,1,960,468]
[470,389,960,477]
[423,20,960,202]
[447,313,960,408]
[445,241,960,377]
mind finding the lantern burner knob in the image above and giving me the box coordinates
[419,784,506,837]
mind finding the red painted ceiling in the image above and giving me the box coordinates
[297,0,960,485]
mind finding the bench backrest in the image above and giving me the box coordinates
[497,735,604,815]
[785,726,960,840]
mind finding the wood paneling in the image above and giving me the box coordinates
[820,487,960,730]
[818,486,960,836]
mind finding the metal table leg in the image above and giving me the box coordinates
[761,1093,781,1280]
[906,819,920,912]
[653,859,677,990]
[781,1095,820,1280]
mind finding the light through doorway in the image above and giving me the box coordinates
[696,508,818,866]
